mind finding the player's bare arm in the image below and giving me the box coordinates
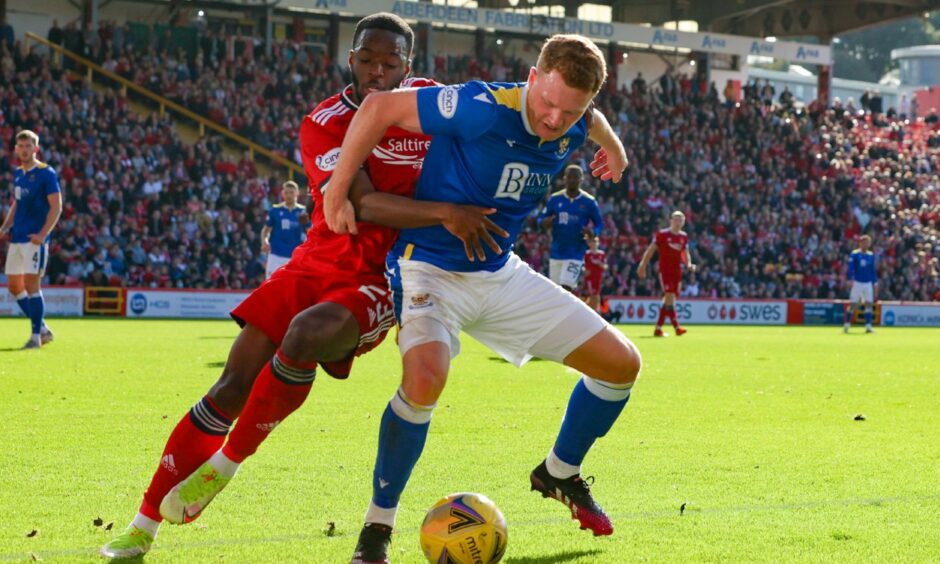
[324,88,422,235]
[587,109,627,182]
[637,242,657,279]
[260,225,272,253]
[0,200,15,237]
[349,170,508,260]
[29,193,62,245]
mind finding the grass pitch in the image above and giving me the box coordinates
[0,319,938,563]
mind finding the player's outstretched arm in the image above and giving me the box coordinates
[587,109,628,182]
[324,89,422,235]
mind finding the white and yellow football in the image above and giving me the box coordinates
[419,492,508,563]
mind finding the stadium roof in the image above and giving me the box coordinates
[480,0,940,40]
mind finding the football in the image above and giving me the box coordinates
[419,492,508,563]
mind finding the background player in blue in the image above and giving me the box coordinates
[0,130,62,349]
[260,180,309,278]
[844,234,878,333]
[324,35,641,562]
[539,164,604,291]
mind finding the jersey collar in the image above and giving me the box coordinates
[519,84,536,137]
[341,85,359,110]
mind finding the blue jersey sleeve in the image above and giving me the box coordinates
[416,82,499,141]
[43,168,61,196]
[589,199,603,235]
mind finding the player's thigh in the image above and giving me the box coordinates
[392,258,467,358]
[472,256,603,366]
[282,300,361,363]
[563,324,641,386]
[208,323,278,417]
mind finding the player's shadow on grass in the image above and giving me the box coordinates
[0,347,29,352]
[206,361,226,368]
[506,549,602,563]
[488,356,547,363]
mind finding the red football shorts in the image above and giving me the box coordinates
[584,275,603,296]
[230,262,396,378]
[659,270,682,295]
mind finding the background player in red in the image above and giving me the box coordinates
[637,210,695,337]
[582,236,607,312]
[101,13,505,560]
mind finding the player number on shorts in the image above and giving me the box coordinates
[32,252,39,267]
[567,262,581,277]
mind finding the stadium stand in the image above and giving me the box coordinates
[1,26,937,300]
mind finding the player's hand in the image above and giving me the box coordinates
[323,189,358,235]
[298,212,310,225]
[688,263,697,273]
[442,205,509,262]
[0,226,7,240]
[637,264,647,279]
[29,233,44,245]
[261,240,271,253]
[589,147,628,182]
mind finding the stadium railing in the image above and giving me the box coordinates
[22,32,306,182]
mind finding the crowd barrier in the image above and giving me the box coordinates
[1,287,939,327]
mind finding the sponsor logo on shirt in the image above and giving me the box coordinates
[437,86,459,119]
[316,147,341,171]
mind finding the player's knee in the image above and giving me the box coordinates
[602,339,642,386]
[283,309,357,363]
[402,345,450,405]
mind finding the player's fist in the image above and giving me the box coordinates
[323,189,358,235]
[261,240,271,253]
[637,264,647,279]
[29,233,44,245]
[688,263,697,273]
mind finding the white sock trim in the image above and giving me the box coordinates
[15,291,28,300]
[389,387,435,425]
[208,450,240,478]
[28,292,42,299]
[131,513,161,537]
[582,375,633,402]
[365,501,398,528]
[546,449,581,480]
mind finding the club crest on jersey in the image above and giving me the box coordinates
[494,162,554,201]
[556,137,570,157]
[410,292,433,309]
[316,147,341,171]
[437,86,459,119]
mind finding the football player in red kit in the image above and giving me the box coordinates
[637,211,695,337]
[101,13,506,560]
[582,236,607,312]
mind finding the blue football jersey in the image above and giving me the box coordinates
[266,203,308,258]
[539,190,603,260]
[847,250,877,283]
[393,81,590,272]
[11,162,61,244]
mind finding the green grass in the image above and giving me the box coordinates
[0,319,938,563]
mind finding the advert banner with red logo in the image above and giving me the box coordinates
[606,298,788,325]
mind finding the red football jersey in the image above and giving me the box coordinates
[654,228,688,273]
[584,249,607,280]
[296,78,434,278]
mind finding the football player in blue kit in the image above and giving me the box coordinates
[1,130,61,349]
[324,34,642,563]
[539,164,604,291]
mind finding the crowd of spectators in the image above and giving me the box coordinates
[1,22,937,302]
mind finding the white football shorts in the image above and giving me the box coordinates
[849,281,874,304]
[549,258,583,289]
[391,253,606,367]
[265,253,291,279]
[4,242,48,276]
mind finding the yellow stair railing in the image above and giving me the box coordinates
[24,31,306,182]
